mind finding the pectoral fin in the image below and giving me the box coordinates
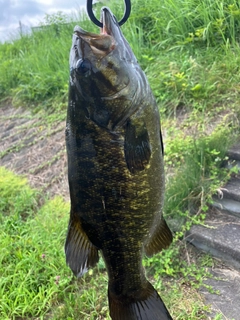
[124,120,151,174]
[144,218,173,256]
[65,215,99,277]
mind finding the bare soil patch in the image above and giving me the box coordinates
[0,103,69,200]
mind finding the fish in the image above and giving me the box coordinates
[65,6,173,320]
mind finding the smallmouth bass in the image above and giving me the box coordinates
[65,6,173,320]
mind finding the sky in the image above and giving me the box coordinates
[0,0,87,43]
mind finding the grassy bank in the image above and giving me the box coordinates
[1,0,240,114]
[1,0,240,319]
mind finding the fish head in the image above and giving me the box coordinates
[69,7,142,128]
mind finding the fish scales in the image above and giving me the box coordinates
[65,6,173,320]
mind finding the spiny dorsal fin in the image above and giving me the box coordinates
[65,215,99,277]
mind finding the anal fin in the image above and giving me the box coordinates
[65,215,99,277]
[144,218,173,256]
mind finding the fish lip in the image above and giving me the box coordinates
[73,7,117,38]
[100,6,119,36]
[72,7,117,55]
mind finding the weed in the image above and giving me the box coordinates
[0,166,38,218]
[0,187,71,318]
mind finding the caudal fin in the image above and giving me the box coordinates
[108,281,173,320]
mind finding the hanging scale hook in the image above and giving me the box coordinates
[86,0,131,27]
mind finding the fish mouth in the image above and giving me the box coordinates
[74,7,118,56]
[100,6,118,36]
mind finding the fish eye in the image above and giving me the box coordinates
[76,59,91,75]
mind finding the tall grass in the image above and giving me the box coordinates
[132,0,240,47]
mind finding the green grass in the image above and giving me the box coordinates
[132,0,240,47]
[0,168,69,318]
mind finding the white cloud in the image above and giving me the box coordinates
[0,0,85,42]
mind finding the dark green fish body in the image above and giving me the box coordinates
[65,7,173,320]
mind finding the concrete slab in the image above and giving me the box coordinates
[225,159,240,171]
[212,197,240,218]
[201,267,240,320]
[219,176,240,202]
[186,209,240,270]
[190,141,240,319]
[227,142,240,161]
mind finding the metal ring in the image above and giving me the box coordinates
[86,0,131,27]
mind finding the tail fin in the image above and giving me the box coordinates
[108,281,173,320]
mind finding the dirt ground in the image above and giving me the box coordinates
[0,103,69,200]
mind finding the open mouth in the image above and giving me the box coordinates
[100,7,117,35]
[73,8,116,55]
